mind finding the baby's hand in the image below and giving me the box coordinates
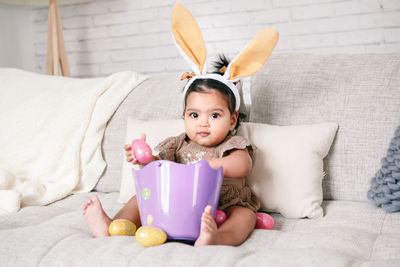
[124,144,139,165]
[124,133,147,166]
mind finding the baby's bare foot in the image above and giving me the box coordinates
[194,205,219,246]
[83,195,112,237]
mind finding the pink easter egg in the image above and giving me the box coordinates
[131,139,152,163]
[214,210,227,227]
[255,212,274,230]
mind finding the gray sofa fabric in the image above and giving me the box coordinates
[250,53,400,202]
[1,54,400,266]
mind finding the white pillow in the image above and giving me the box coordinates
[238,122,338,219]
[119,119,338,219]
[119,118,185,203]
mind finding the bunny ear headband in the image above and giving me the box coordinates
[171,3,279,111]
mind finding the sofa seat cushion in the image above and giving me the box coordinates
[0,193,399,266]
[245,201,400,262]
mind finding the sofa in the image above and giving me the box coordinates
[0,53,399,267]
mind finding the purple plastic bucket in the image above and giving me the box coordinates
[132,160,223,242]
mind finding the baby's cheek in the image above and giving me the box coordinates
[185,130,196,141]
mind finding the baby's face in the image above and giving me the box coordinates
[184,89,238,147]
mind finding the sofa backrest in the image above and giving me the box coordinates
[250,53,400,201]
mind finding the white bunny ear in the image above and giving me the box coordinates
[224,28,279,81]
[171,4,207,75]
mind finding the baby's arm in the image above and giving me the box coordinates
[208,148,252,178]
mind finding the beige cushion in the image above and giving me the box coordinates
[238,122,338,219]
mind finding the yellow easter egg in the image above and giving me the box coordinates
[109,219,136,236]
[135,226,167,247]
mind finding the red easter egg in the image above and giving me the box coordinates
[131,139,152,163]
[215,210,227,227]
[255,212,274,230]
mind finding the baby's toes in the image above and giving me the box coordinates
[82,200,92,214]
[84,199,92,207]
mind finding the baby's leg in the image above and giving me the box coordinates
[112,195,141,226]
[194,205,256,246]
[218,206,256,246]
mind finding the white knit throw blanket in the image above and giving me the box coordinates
[0,69,147,213]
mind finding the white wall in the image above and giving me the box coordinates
[28,0,400,77]
[0,3,35,72]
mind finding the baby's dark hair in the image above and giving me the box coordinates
[183,54,246,130]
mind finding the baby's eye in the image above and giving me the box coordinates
[211,113,220,119]
[190,112,198,118]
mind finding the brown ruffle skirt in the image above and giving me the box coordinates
[218,181,260,213]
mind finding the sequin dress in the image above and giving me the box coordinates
[154,133,260,213]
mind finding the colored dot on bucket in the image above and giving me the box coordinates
[142,188,151,200]
[147,214,153,225]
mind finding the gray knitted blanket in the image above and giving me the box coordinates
[367,125,400,212]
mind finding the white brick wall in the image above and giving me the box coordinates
[32,0,400,77]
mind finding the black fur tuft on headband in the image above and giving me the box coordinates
[211,54,231,75]
[209,54,247,130]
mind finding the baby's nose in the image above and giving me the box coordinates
[199,116,210,127]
